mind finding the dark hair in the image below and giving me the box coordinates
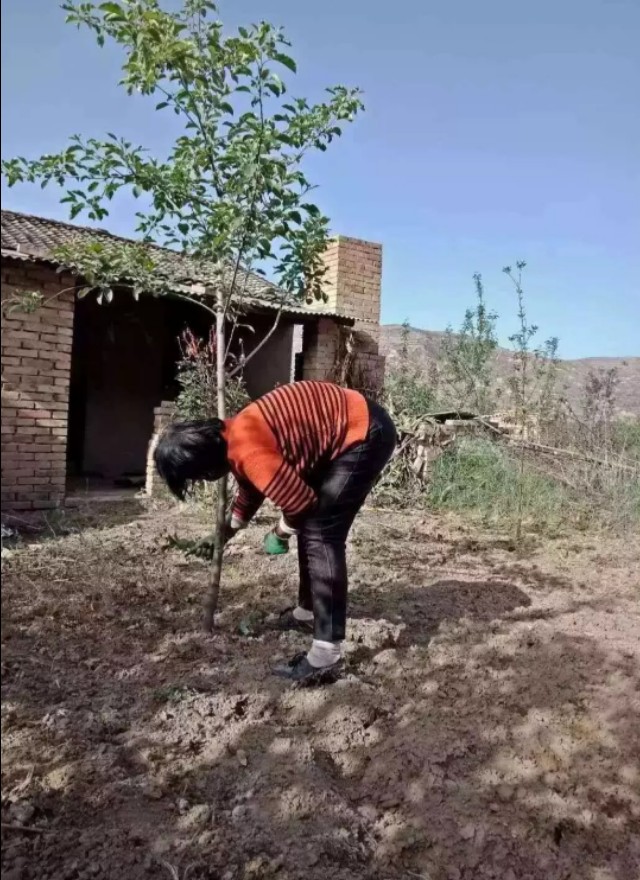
[153,419,228,500]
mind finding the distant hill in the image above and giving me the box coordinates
[379,325,640,416]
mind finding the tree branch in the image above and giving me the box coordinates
[222,54,267,324]
[227,296,286,378]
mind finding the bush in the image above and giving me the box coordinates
[383,369,440,423]
[176,327,248,421]
[427,438,568,532]
[424,436,640,534]
[173,327,248,515]
[376,275,640,537]
[612,418,640,463]
[438,273,499,413]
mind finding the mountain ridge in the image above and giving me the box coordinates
[379,324,640,416]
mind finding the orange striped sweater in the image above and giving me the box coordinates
[223,381,370,526]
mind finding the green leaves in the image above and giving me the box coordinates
[98,2,125,18]
[274,52,296,73]
[52,239,167,307]
[1,157,25,187]
[440,273,499,414]
[2,0,365,308]
[2,290,45,316]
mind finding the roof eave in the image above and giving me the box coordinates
[1,248,363,326]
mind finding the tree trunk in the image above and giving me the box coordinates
[203,301,228,632]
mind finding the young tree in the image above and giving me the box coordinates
[504,262,560,436]
[503,261,560,541]
[384,320,439,421]
[439,273,499,414]
[582,366,619,455]
[2,0,363,629]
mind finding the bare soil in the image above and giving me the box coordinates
[2,502,639,880]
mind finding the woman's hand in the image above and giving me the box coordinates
[264,529,290,556]
[274,516,298,540]
[264,516,299,555]
[274,522,291,540]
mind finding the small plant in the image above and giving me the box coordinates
[613,417,640,463]
[170,326,248,541]
[238,611,263,637]
[503,262,563,542]
[373,321,441,507]
[383,321,440,422]
[152,684,197,704]
[2,290,45,315]
[175,327,248,421]
[439,274,499,413]
[582,366,619,456]
[427,438,568,532]
[1,523,20,560]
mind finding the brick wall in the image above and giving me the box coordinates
[145,400,176,497]
[319,236,382,324]
[302,236,385,393]
[300,318,341,382]
[1,260,75,510]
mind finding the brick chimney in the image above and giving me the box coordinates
[301,236,385,393]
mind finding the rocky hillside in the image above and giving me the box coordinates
[379,325,640,416]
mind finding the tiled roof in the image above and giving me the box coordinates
[0,209,355,323]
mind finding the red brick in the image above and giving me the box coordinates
[35,418,67,428]
[3,450,35,461]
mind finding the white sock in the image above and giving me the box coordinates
[293,606,314,622]
[307,639,342,668]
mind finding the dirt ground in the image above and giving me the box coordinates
[1,501,639,880]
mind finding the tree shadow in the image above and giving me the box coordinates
[349,578,532,650]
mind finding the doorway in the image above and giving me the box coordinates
[66,292,168,494]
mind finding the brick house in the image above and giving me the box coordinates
[1,210,384,511]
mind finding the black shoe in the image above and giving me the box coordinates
[268,606,314,634]
[272,652,343,685]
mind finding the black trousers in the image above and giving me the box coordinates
[297,399,397,642]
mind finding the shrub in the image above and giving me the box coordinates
[176,327,248,421]
[173,327,248,515]
[438,273,499,413]
[427,438,568,532]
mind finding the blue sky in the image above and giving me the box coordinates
[2,0,639,358]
